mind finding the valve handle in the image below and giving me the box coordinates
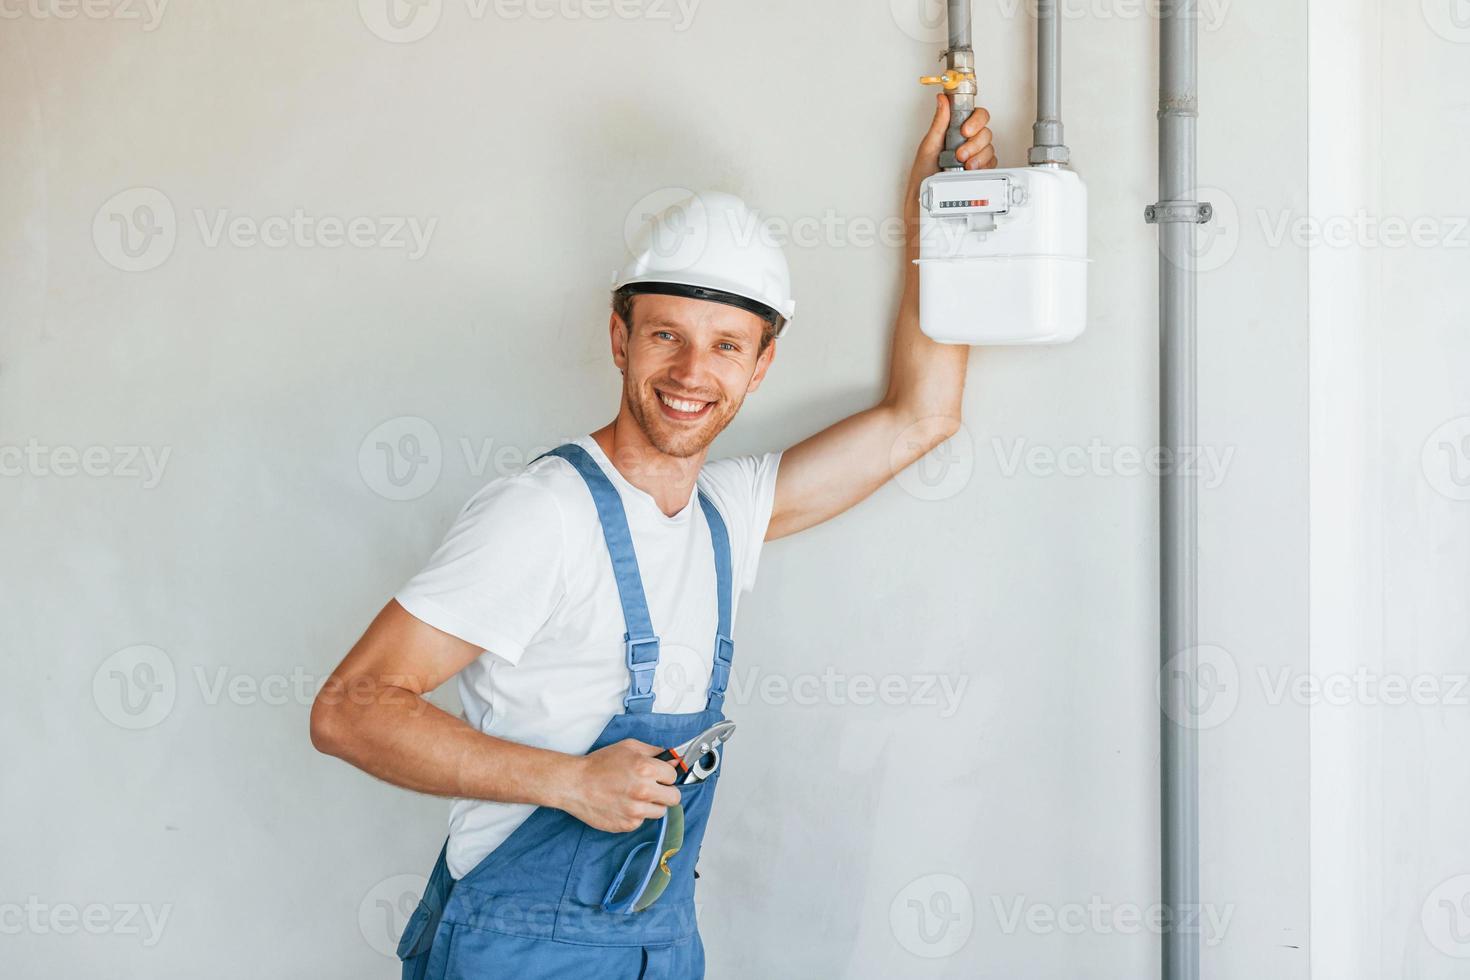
[918,69,973,92]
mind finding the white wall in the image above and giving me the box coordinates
[1307,0,1383,973]
[1198,0,1313,977]
[0,1,1316,977]
[1310,1,1470,977]
[1372,2,1470,972]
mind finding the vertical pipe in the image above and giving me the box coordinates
[1029,0,1068,164]
[947,0,970,41]
[940,0,976,171]
[1157,1,1200,978]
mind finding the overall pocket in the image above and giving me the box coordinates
[397,841,455,972]
[397,899,438,961]
[655,769,721,908]
[555,771,721,945]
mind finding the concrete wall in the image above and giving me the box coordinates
[0,1,1314,976]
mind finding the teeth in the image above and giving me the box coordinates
[659,392,708,413]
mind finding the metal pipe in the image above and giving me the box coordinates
[940,0,977,171]
[1028,0,1069,165]
[1150,1,1205,977]
[947,0,970,40]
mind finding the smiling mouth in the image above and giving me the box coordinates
[656,389,715,421]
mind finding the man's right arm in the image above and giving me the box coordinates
[309,599,680,833]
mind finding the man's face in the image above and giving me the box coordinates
[611,292,775,459]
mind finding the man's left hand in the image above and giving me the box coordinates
[905,93,998,246]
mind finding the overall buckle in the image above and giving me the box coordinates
[623,633,660,710]
[708,633,734,700]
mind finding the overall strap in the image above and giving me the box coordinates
[537,444,661,713]
[697,492,736,712]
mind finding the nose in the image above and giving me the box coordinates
[666,343,714,395]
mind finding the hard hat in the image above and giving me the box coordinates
[613,190,796,338]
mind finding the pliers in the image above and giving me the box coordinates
[655,720,735,785]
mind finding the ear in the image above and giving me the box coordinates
[609,311,629,374]
[744,336,777,394]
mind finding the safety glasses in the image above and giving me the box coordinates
[601,722,735,915]
[601,803,685,914]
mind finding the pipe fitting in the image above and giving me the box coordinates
[1027,0,1072,168]
[939,46,978,170]
[1028,144,1072,166]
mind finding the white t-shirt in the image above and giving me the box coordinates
[395,434,782,878]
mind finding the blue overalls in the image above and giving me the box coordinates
[397,443,736,980]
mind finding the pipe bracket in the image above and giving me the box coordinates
[1145,201,1213,224]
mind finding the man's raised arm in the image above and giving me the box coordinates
[766,95,996,542]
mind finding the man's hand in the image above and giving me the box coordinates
[557,738,682,833]
[764,95,988,542]
[910,92,997,179]
[905,94,997,259]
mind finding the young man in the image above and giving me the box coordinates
[311,94,996,978]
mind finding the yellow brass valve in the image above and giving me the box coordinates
[919,69,973,92]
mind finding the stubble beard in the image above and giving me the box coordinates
[623,372,742,460]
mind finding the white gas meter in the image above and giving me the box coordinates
[915,166,1088,345]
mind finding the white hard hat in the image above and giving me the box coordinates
[613,190,796,338]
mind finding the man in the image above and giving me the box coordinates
[311,93,996,978]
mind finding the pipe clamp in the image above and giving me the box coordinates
[1144,201,1213,224]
